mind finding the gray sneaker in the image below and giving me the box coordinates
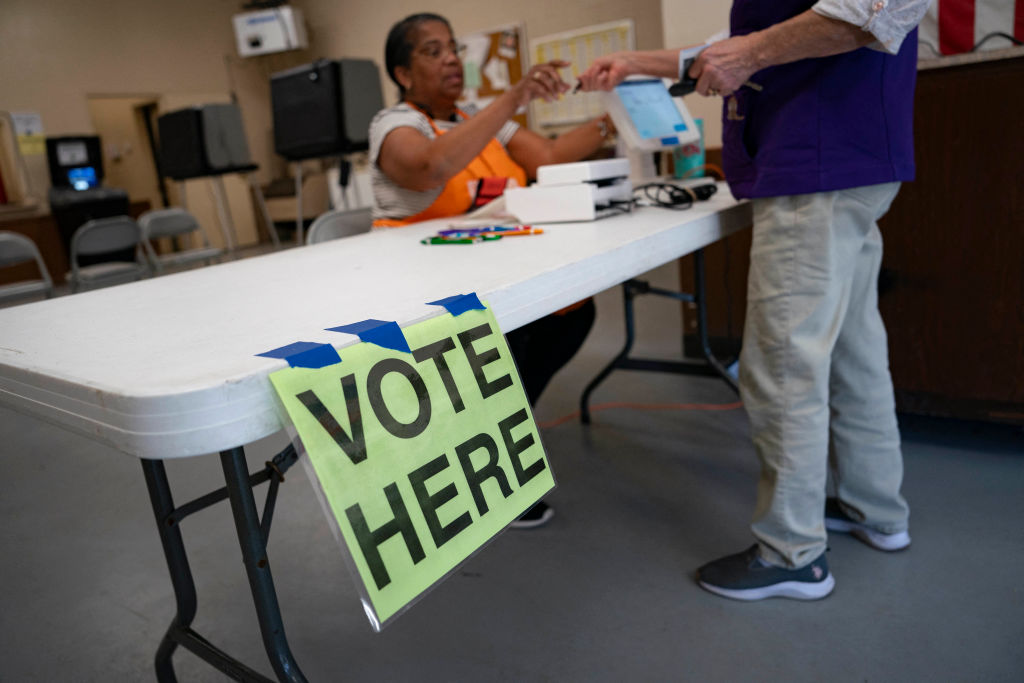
[696,545,835,601]
[825,498,911,552]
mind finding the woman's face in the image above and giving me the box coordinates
[399,20,464,104]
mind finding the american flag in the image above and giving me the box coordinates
[918,0,1024,55]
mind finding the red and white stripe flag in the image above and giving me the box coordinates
[919,0,1024,55]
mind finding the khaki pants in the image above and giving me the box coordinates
[740,183,910,568]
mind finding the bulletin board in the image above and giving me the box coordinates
[529,19,635,127]
[457,24,528,128]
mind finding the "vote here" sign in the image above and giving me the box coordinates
[269,303,553,629]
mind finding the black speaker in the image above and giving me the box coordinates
[271,58,383,161]
[157,104,253,180]
[46,136,104,189]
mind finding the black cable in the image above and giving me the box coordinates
[633,181,718,210]
[973,32,1023,52]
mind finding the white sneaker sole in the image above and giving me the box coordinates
[826,518,911,552]
[698,575,836,601]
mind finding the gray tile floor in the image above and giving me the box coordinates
[2,262,1023,682]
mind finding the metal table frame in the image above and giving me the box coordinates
[142,445,307,682]
[580,248,739,423]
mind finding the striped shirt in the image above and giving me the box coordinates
[369,102,520,223]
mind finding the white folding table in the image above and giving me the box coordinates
[0,187,751,682]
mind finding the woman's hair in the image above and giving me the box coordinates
[384,13,453,98]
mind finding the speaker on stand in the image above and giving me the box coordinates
[156,103,280,252]
[270,58,383,243]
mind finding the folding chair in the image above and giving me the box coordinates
[0,231,54,305]
[67,216,149,293]
[139,208,223,274]
[305,207,373,245]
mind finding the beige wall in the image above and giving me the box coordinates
[299,0,664,106]
[1,0,668,240]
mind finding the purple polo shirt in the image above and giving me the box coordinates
[723,0,917,199]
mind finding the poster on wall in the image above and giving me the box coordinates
[10,111,45,157]
[529,20,635,128]
[457,24,528,128]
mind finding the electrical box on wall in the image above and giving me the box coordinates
[233,6,308,57]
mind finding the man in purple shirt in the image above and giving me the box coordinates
[579,0,930,600]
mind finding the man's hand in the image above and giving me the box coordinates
[689,34,763,97]
[576,52,639,91]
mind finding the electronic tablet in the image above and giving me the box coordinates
[603,78,701,152]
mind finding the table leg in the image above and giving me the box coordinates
[579,249,739,424]
[142,447,306,682]
[221,447,308,683]
[142,458,197,683]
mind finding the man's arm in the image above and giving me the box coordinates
[814,0,933,54]
[577,0,930,96]
[690,10,876,96]
[692,0,931,96]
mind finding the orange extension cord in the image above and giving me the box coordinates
[537,399,744,430]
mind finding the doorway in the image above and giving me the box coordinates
[86,96,167,210]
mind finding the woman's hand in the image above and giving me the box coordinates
[510,60,572,107]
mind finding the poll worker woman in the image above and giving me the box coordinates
[371,13,614,528]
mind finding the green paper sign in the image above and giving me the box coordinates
[269,305,553,629]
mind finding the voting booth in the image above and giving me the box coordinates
[45,135,132,265]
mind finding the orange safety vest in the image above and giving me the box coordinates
[372,107,527,228]
[374,106,589,316]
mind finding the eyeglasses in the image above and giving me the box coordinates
[414,40,467,61]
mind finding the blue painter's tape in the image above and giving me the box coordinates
[257,341,341,369]
[673,123,689,132]
[327,319,412,353]
[427,293,485,316]
[660,136,680,146]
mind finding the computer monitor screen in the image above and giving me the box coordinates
[603,78,700,152]
[46,136,104,188]
[67,166,98,191]
[57,141,89,166]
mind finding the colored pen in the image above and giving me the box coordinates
[421,236,477,245]
[492,227,544,237]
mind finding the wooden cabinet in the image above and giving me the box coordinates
[877,50,1024,424]
[681,49,1024,424]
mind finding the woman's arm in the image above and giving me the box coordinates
[505,114,614,180]
[377,61,570,191]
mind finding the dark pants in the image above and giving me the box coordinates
[505,298,596,407]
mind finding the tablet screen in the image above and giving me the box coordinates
[614,79,690,142]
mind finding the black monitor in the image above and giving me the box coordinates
[157,104,254,180]
[270,58,383,161]
[46,136,104,189]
